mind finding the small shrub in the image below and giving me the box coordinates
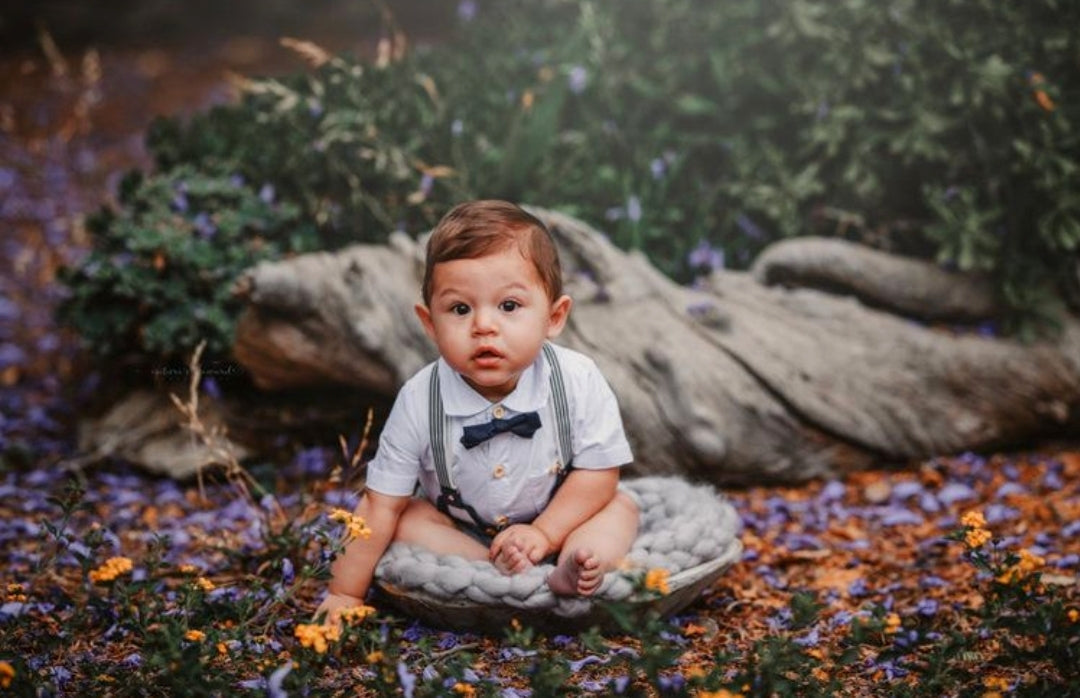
[57,166,317,364]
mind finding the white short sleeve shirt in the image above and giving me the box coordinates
[365,343,633,527]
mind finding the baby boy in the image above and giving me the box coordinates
[318,200,639,621]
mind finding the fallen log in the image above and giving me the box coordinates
[231,207,1080,484]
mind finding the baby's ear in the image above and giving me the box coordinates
[546,295,573,337]
[414,303,437,341]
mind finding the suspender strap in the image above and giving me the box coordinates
[541,343,573,472]
[429,367,492,534]
[428,343,575,534]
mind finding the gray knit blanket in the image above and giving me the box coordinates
[373,476,743,619]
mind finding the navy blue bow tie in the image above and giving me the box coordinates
[460,411,542,449]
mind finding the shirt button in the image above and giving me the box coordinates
[492,405,506,419]
[493,464,506,479]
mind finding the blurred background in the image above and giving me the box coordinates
[1,0,1077,467]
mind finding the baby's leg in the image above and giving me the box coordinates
[392,498,490,561]
[548,491,639,596]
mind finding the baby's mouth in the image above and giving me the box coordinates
[474,348,503,361]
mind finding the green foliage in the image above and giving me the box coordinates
[59,0,1080,364]
[57,166,317,363]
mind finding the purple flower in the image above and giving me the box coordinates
[626,196,642,223]
[919,575,948,589]
[259,183,276,205]
[984,503,1018,524]
[200,376,222,400]
[193,212,217,239]
[1043,468,1064,490]
[848,578,869,597]
[457,0,478,22]
[419,173,435,196]
[650,158,666,180]
[879,507,923,526]
[604,206,625,222]
[818,480,846,502]
[994,482,1026,498]
[794,626,821,647]
[568,65,588,94]
[398,662,417,698]
[687,241,725,273]
[281,558,295,585]
[172,185,189,212]
[569,655,606,672]
[0,296,17,322]
[451,119,464,136]
[918,492,941,513]
[915,598,938,616]
[1054,554,1079,568]
[936,482,976,505]
[268,661,292,698]
[735,213,764,239]
[0,343,25,368]
[892,481,923,500]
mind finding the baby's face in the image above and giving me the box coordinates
[415,247,570,402]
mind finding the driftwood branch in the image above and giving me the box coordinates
[228,208,1080,484]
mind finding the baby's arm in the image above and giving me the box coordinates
[490,468,620,563]
[317,490,410,623]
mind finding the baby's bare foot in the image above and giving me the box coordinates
[493,543,533,576]
[547,548,602,596]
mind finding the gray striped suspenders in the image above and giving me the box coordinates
[429,343,574,535]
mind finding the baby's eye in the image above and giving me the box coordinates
[450,303,471,316]
[499,300,520,312]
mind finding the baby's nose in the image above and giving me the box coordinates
[471,308,498,333]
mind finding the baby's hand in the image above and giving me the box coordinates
[314,591,366,628]
[490,524,552,572]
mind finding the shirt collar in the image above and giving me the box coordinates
[437,351,551,417]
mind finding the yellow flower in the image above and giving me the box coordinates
[696,690,743,698]
[329,509,372,540]
[960,510,987,529]
[195,577,216,592]
[644,568,670,595]
[984,676,1010,691]
[178,564,199,575]
[295,623,341,654]
[339,604,376,626]
[997,549,1044,585]
[884,612,902,634]
[1034,90,1056,112]
[5,583,27,602]
[811,667,829,682]
[184,629,206,642]
[964,527,992,549]
[217,642,229,656]
[1068,608,1079,623]
[366,651,384,664]
[0,660,14,689]
[685,665,708,680]
[453,683,477,697]
[89,557,134,584]
[521,90,535,110]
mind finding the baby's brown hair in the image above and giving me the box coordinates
[422,200,563,305]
